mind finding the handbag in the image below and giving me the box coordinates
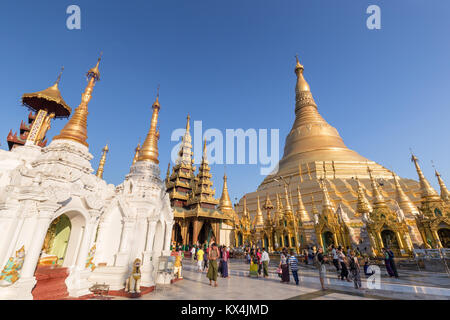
[276,267,282,277]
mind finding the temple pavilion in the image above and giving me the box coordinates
[164,115,237,248]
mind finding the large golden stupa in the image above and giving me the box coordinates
[235,57,450,256]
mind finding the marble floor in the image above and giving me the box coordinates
[110,269,373,300]
[100,260,450,300]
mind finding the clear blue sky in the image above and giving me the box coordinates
[1,1,449,203]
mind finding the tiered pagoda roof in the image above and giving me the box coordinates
[166,115,232,222]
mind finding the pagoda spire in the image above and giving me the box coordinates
[310,194,319,221]
[137,89,161,163]
[319,179,335,212]
[132,143,141,165]
[241,195,251,228]
[202,138,208,163]
[284,184,292,212]
[368,166,387,208]
[263,193,274,224]
[96,144,109,179]
[165,163,171,182]
[274,193,284,222]
[218,173,234,214]
[355,176,372,216]
[53,55,101,146]
[435,169,450,202]
[269,56,367,179]
[392,172,418,215]
[188,140,218,208]
[410,154,439,200]
[296,185,310,222]
[176,114,193,165]
[253,195,265,229]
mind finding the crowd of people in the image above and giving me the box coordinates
[175,240,231,287]
[171,241,400,290]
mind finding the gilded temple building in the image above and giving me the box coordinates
[165,115,235,247]
[236,57,450,256]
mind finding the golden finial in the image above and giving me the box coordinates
[55,66,64,85]
[410,153,439,200]
[297,185,309,222]
[137,88,161,163]
[202,138,208,162]
[367,166,386,206]
[254,195,265,228]
[310,194,319,215]
[219,172,234,214]
[319,178,335,211]
[295,54,304,71]
[284,184,292,211]
[432,162,449,202]
[132,142,141,165]
[294,54,310,93]
[166,162,171,182]
[96,143,109,179]
[355,176,371,216]
[392,171,418,214]
[153,84,160,108]
[263,192,274,210]
[53,56,102,146]
[87,52,102,81]
[186,114,191,132]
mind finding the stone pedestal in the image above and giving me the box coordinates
[65,267,92,297]
[0,276,36,300]
[88,266,128,291]
[140,251,155,287]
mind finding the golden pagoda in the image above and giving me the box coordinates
[235,57,447,256]
[166,116,234,247]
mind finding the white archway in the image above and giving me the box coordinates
[51,210,87,268]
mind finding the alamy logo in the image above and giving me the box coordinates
[66,5,81,30]
[366,265,381,289]
[366,5,381,30]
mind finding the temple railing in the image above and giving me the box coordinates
[413,248,450,260]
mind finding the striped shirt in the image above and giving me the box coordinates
[288,255,299,271]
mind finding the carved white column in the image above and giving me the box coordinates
[92,217,109,263]
[163,222,173,252]
[0,205,20,266]
[145,219,157,253]
[119,218,135,252]
[20,204,57,278]
[141,219,157,287]
[75,213,98,269]
[115,217,135,266]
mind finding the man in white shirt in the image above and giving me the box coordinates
[191,246,196,261]
[331,245,340,277]
[261,248,270,278]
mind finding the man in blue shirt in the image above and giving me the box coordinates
[288,249,299,285]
